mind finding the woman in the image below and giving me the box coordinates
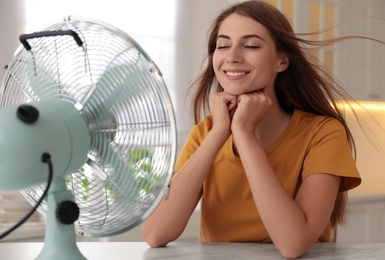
[143,1,361,258]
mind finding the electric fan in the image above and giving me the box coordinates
[0,16,177,259]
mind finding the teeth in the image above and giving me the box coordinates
[226,71,246,76]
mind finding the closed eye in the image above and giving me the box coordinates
[216,46,230,49]
[245,45,260,49]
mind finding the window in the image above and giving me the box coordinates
[25,0,178,99]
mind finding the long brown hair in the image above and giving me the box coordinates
[188,0,360,227]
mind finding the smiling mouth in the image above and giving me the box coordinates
[225,71,248,76]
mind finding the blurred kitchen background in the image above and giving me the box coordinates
[0,0,385,243]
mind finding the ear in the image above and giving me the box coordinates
[277,55,289,73]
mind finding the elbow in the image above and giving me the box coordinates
[145,237,168,248]
[278,249,306,260]
[143,233,168,248]
[142,228,167,248]
[275,238,314,259]
[142,224,176,248]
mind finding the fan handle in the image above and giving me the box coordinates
[19,30,83,51]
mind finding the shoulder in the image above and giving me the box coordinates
[295,110,342,127]
[296,110,360,191]
[180,116,213,147]
[286,110,351,155]
[196,116,213,129]
[191,116,213,137]
[295,110,346,138]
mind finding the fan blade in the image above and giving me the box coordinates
[90,145,141,200]
[25,57,63,100]
[79,50,161,121]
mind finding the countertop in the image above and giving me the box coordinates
[1,242,385,260]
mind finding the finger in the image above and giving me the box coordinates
[229,106,237,119]
[215,92,237,110]
[227,96,238,111]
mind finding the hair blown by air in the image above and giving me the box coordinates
[187,0,379,226]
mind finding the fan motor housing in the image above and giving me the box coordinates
[0,100,90,190]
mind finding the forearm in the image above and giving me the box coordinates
[142,130,227,247]
[233,132,334,258]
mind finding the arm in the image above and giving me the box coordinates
[142,92,237,247]
[231,91,340,259]
[235,132,339,258]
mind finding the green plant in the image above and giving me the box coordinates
[66,147,162,202]
[128,148,163,194]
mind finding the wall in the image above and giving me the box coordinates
[0,0,26,80]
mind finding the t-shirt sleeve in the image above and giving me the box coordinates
[174,117,212,173]
[302,118,361,192]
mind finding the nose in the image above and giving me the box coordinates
[226,47,243,63]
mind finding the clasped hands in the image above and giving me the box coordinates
[210,88,272,138]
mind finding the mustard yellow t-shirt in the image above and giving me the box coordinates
[174,110,361,243]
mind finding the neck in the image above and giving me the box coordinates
[255,103,292,150]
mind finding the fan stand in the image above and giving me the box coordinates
[36,178,86,260]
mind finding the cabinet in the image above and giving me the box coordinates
[337,183,385,242]
[335,0,385,101]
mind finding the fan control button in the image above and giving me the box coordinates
[17,104,39,124]
[56,200,80,224]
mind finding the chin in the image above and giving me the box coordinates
[223,89,255,96]
[223,91,240,96]
[223,88,246,95]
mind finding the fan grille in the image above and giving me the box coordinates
[0,16,176,237]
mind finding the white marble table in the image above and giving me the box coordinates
[1,242,385,259]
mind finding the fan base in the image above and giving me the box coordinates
[35,244,86,260]
[35,179,86,260]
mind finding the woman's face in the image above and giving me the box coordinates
[213,13,286,96]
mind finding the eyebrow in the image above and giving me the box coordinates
[217,34,265,42]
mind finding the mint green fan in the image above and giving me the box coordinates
[0,16,176,260]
